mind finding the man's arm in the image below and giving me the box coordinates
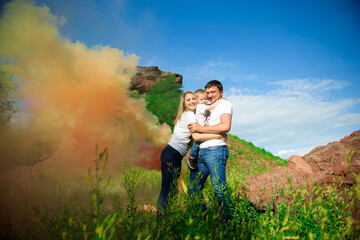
[188,113,231,134]
[192,132,227,142]
[204,98,222,111]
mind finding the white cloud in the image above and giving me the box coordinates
[142,57,158,67]
[187,60,239,82]
[183,59,262,93]
[185,59,263,84]
[277,149,297,159]
[269,78,349,97]
[228,78,360,159]
[277,145,318,159]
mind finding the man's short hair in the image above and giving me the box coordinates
[205,80,223,92]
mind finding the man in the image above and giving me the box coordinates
[188,80,233,227]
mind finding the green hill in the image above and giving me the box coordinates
[227,134,287,185]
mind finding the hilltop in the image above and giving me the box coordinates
[130,66,183,94]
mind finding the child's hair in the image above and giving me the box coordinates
[174,91,194,126]
[194,89,205,98]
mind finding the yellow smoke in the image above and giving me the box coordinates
[0,0,171,172]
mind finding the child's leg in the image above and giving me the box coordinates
[190,141,200,159]
[188,141,200,170]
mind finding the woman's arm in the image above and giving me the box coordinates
[192,132,227,142]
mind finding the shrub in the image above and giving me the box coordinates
[145,75,183,129]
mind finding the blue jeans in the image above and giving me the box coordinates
[157,144,183,215]
[189,145,232,225]
[189,141,200,160]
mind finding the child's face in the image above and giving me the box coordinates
[196,93,208,104]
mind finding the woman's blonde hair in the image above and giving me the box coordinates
[174,91,194,126]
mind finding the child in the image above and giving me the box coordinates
[187,89,222,170]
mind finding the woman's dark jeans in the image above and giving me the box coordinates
[157,144,183,215]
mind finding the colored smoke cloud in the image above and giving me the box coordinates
[0,0,171,173]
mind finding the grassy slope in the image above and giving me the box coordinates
[226,134,287,187]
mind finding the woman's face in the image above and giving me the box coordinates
[184,93,197,112]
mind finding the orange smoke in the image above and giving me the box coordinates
[0,0,171,172]
[135,143,164,170]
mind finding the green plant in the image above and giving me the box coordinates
[129,89,145,100]
[0,61,18,126]
[86,145,117,240]
[145,75,183,129]
[120,165,143,215]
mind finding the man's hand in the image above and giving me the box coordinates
[220,133,228,141]
[188,122,202,133]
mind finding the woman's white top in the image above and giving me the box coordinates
[168,111,197,156]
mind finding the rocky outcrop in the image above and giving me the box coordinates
[129,66,183,94]
[241,130,360,210]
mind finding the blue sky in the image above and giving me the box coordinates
[2,0,360,158]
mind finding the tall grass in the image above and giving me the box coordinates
[1,144,358,239]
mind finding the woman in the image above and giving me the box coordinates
[157,91,225,215]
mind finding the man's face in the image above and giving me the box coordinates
[205,86,223,103]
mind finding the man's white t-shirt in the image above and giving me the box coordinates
[199,100,232,149]
[168,111,197,156]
